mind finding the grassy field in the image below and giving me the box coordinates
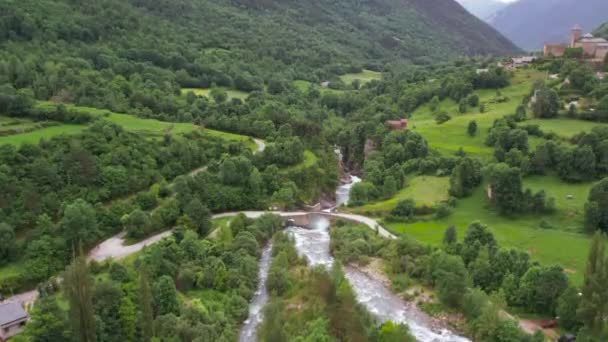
[526,117,608,139]
[1,102,257,150]
[386,179,592,285]
[523,175,595,231]
[410,70,546,159]
[0,124,86,146]
[181,87,250,101]
[352,176,449,215]
[339,69,382,84]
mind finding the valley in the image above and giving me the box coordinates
[1,0,608,341]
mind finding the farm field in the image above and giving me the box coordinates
[181,87,250,100]
[409,70,546,159]
[352,176,449,215]
[339,69,382,84]
[385,178,592,285]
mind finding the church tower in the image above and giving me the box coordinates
[570,24,582,48]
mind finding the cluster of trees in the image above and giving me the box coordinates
[486,163,555,215]
[22,214,284,342]
[530,126,608,182]
[330,222,548,341]
[260,230,415,342]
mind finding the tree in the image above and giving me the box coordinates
[429,96,440,112]
[577,232,608,337]
[138,270,154,342]
[24,296,71,342]
[467,94,480,107]
[487,163,524,215]
[93,282,123,342]
[532,87,560,118]
[119,297,137,341]
[449,157,482,198]
[470,247,494,291]
[518,265,568,315]
[377,321,415,342]
[556,286,582,332]
[349,182,377,206]
[0,223,17,265]
[459,98,467,113]
[184,198,211,236]
[443,225,457,246]
[381,175,398,198]
[584,178,608,233]
[391,199,415,220]
[153,275,179,316]
[122,209,150,239]
[434,253,468,308]
[468,120,478,136]
[271,181,298,209]
[60,199,99,248]
[64,254,96,342]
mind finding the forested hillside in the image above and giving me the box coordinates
[490,0,608,50]
[0,0,518,116]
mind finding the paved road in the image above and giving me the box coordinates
[4,210,392,306]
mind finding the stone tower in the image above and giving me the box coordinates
[570,24,582,48]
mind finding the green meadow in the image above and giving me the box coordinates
[339,69,382,84]
[385,179,591,285]
[1,102,257,150]
[527,117,608,139]
[353,176,449,215]
[181,87,250,101]
[354,69,608,285]
[409,70,546,159]
[0,124,86,146]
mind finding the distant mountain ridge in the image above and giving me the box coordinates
[456,0,507,22]
[489,0,608,50]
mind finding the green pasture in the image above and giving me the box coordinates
[410,70,546,159]
[339,69,382,84]
[181,87,250,101]
[0,124,86,146]
[386,179,592,285]
[523,175,595,230]
[526,117,608,139]
[352,176,449,215]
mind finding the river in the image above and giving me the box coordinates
[239,177,470,342]
[238,243,273,342]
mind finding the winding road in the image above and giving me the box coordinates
[4,210,391,307]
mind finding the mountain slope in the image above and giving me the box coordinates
[594,22,608,40]
[456,0,507,21]
[490,0,608,50]
[0,0,519,119]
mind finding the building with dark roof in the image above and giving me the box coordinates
[0,302,28,341]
